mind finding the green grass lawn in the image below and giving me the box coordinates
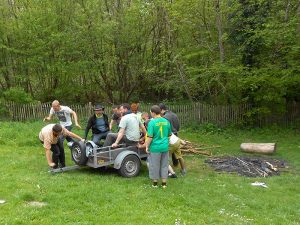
[0,121,300,225]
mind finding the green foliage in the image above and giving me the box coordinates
[0,0,299,111]
[1,121,300,224]
[184,122,224,134]
[2,87,35,104]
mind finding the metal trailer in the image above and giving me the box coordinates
[50,141,148,178]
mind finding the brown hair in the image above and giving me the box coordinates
[52,124,62,133]
[150,105,161,115]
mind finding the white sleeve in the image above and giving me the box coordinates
[49,108,55,115]
[169,133,179,145]
[119,117,126,129]
[63,106,73,113]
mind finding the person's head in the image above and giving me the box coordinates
[150,105,161,117]
[94,104,104,116]
[52,124,62,137]
[112,105,120,114]
[120,103,130,116]
[52,100,61,112]
[130,103,138,114]
[159,103,167,114]
[141,112,149,121]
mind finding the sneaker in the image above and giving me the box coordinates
[181,169,187,176]
[162,183,167,189]
[168,173,177,178]
[152,182,158,188]
[67,142,74,147]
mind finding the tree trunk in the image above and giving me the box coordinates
[297,0,300,34]
[240,143,276,154]
[215,0,225,63]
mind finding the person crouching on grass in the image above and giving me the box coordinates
[39,124,84,168]
[145,105,172,188]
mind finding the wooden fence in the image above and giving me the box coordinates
[3,102,300,127]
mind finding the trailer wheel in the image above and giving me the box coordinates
[118,155,141,177]
[71,141,88,166]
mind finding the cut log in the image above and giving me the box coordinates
[240,143,276,154]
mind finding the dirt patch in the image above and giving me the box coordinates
[205,156,288,177]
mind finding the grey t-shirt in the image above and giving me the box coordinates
[164,110,180,134]
[119,113,141,141]
[50,106,73,127]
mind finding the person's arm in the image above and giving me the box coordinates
[45,148,55,167]
[44,108,54,122]
[71,111,81,129]
[84,117,92,140]
[112,128,125,148]
[68,131,84,142]
[139,123,147,136]
[109,120,115,130]
[180,139,186,145]
[43,113,53,122]
[62,127,84,142]
[145,136,152,154]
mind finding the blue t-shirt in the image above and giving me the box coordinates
[96,116,107,132]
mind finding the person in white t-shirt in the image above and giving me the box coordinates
[103,103,146,147]
[43,100,81,142]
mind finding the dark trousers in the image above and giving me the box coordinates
[63,125,74,142]
[92,131,110,146]
[103,133,138,147]
[50,138,65,168]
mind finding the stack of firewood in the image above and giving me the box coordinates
[180,141,220,156]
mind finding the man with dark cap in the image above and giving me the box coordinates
[84,104,110,146]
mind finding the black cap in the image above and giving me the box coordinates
[94,104,104,110]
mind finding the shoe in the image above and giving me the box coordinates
[168,173,177,178]
[181,169,187,176]
[152,182,158,188]
[67,142,74,147]
[162,183,167,189]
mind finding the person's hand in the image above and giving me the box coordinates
[76,123,82,129]
[112,142,118,148]
[145,147,149,154]
[43,117,49,122]
[49,162,56,168]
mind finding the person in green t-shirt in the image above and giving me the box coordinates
[145,105,172,188]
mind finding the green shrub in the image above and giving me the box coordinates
[3,87,35,104]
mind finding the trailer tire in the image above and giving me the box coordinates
[118,155,141,177]
[71,141,88,166]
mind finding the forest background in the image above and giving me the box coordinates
[1,0,300,118]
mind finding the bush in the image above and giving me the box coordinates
[2,87,35,104]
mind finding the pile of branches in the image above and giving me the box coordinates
[180,141,220,156]
[205,156,288,177]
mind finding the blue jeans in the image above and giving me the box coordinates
[92,131,110,146]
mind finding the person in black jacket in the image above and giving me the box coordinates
[84,104,110,146]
